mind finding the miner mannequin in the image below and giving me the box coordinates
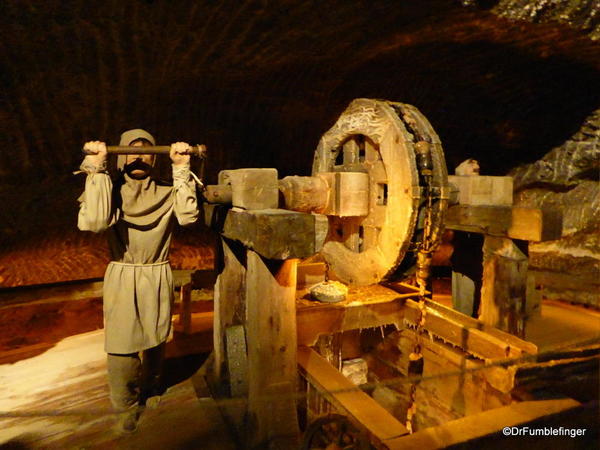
[77,129,200,432]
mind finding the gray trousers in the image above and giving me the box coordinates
[107,343,165,411]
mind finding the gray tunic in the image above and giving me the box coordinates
[78,165,199,354]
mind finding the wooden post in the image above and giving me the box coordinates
[246,250,299,448]
[179,282,193,334]
[480,237,528,336]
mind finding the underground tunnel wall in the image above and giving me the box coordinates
[0,0,598,303]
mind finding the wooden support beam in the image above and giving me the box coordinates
[222,208,328,259]
[297,346,410,445]
[480,237,528,336]
[446,205,562,242]
[297,285,417,346]
[383,398,580,449]
[246,251,299,447]
[183,282,536,361]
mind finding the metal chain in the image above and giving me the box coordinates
[406,141,436,433]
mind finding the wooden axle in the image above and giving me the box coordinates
[83,144,207,157]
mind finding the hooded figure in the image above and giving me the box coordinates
[77,129,200,432]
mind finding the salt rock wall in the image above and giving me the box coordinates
[510,110,599,307]
[493,0,600,41]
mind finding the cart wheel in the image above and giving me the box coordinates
[301,414,370,450]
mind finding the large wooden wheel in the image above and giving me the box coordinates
[312,98,448,285]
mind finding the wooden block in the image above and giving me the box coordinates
[218,168,279,210]
[319,171,369,216]
[448,175,513,206]
[509,206,562,242]
[222,208,328,259]
[296,262,327,288]
[446,205,562,242]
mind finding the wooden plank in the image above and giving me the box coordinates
[403,299,532,359]
[386,281,537,355]
[445,205,562,242]
[418,296,538,355]
[297,346,409,443]
[178,283,193,334]
[246,251,299,446]
[383,398,580,449]
[173,311,214,335]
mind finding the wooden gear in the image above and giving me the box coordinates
[312,98,448,286]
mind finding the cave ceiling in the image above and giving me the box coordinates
[1,0,599,182]
[0,0,599,287]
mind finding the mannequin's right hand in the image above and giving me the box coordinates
[83,141,107,167]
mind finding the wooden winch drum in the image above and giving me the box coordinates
[312,98,448,285]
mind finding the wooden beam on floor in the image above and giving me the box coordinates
[297,346,409,445]
[0,280,103,309]
[383,398,580,449]
[0,270,203,310]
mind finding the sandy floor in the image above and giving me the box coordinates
[0,330,235,449]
